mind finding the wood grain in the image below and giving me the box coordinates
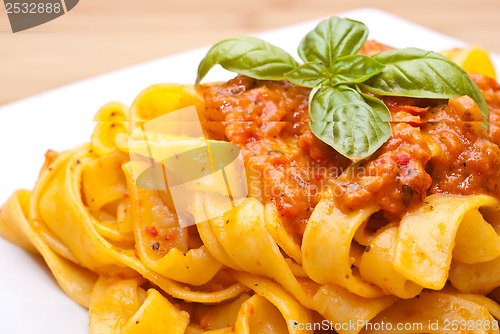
[1,0,499,105]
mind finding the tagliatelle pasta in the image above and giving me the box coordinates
[3,31,500,334]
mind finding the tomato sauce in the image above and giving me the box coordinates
[202,77,349,240]
[201,48,500,241]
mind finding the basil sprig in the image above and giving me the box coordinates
[196,17,489,161]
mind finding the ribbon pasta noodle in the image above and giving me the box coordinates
[3,39,500,334]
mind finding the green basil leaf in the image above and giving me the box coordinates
[360,47,489,121]
[309,85,391,161]
[196,37,298,85]
[298,17,368,67]
[285,62,329,87]
[330,55,386,86]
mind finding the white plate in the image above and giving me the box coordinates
[1,8,499,333]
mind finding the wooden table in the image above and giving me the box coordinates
[1,0,499,106]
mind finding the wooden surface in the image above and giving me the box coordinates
[1,0,500,106]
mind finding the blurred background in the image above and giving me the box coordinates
[1,0,499,105]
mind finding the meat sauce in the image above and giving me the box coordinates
[200,45,500,242]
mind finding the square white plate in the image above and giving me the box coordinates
[1,8,498,333]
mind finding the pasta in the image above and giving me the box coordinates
[3,29,500,334]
